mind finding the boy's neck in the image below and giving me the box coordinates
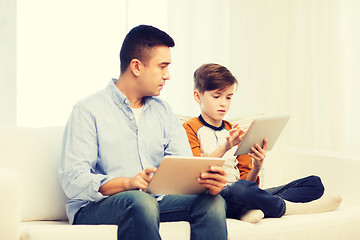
[199,115,225,131]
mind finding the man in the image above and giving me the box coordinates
[59,25,228,240]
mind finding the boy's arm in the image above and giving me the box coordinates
[237,155,260,184]
[183,120,245,158]
[182,121,202,157]
[237,139,267,184]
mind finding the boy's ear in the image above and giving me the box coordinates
[130,59,141,77]
[194,90,201,103]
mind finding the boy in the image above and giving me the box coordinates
[183,63,342,223]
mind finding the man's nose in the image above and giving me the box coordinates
[163,69,170,80]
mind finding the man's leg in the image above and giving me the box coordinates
[74,190,161,240]
[158,194,227,240]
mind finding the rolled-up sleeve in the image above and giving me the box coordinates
[60,105,109,202]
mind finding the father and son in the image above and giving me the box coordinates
[59,25,342,240]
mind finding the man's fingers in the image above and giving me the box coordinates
[145,167,157,175]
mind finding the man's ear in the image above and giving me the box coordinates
[194,90,201,103]
[130,59,141,77]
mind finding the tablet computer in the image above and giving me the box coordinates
[234,115,290,156]
[146,156,225,195]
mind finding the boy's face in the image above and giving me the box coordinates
[194,84,235,127]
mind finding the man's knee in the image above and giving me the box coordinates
[112,191,159,219]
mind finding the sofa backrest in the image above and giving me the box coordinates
[0,126,68,221]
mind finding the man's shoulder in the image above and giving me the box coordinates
[74,88,109,111]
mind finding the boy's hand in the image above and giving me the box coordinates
[248,138,268,169]
[197,166,227,195]
[225,124,247,150]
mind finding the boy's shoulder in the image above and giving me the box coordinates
[223,119,232,130]
[182,117,233,131]
[182,117,202,129]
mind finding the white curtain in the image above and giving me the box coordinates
[225,0,360,156]
[8,0,360,157]
[15,0,127,127]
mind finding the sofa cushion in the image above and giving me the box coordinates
[0,126,68,221]
[21,221,191,240]
[21,221,117,240]
[226,206,360,240]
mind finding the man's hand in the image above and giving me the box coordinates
[248,138,268,170]
[127,167,157,191]
[197,166,227,195]
[99,167,157,196]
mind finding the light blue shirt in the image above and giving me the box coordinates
[59,79,192,224]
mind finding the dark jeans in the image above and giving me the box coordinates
[220,175,324,218]
[74,190,227,240]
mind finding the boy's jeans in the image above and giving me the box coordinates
[220,175,324,218]
[74,190,227,240]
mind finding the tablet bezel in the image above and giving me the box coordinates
[234,115,290,156]
[146,156,225,195]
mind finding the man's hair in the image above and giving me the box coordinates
[193,63,238,93]
[119,25,175,73]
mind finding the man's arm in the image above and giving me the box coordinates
[60,106,110,201]
[99,167,157,196]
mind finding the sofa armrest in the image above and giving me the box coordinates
[0,168,21,240]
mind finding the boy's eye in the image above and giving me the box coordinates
[227,96,232,100]
[213,96,220,99]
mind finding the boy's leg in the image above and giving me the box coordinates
[265,175,325,202]
[265,175,342,215]
[159,194,227,240]
[220,179,286,218]
[74,190,161,240]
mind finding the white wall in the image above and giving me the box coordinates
[16,0,127,127]
[166,0,231,118]
[0,0,17,125]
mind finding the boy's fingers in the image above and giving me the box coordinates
[263,138,268,151]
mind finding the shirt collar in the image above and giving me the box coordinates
[198,114,225,131]
[108,78,153,109]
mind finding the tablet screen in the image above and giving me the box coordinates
[234,115,290,156]
[146,156,224,195]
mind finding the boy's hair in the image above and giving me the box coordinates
[120,25,175,73]
[193,63,238,93]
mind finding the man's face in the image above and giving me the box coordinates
[138,46,171,97]
[196,84,235,127]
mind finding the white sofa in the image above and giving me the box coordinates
[1,125,360,240]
